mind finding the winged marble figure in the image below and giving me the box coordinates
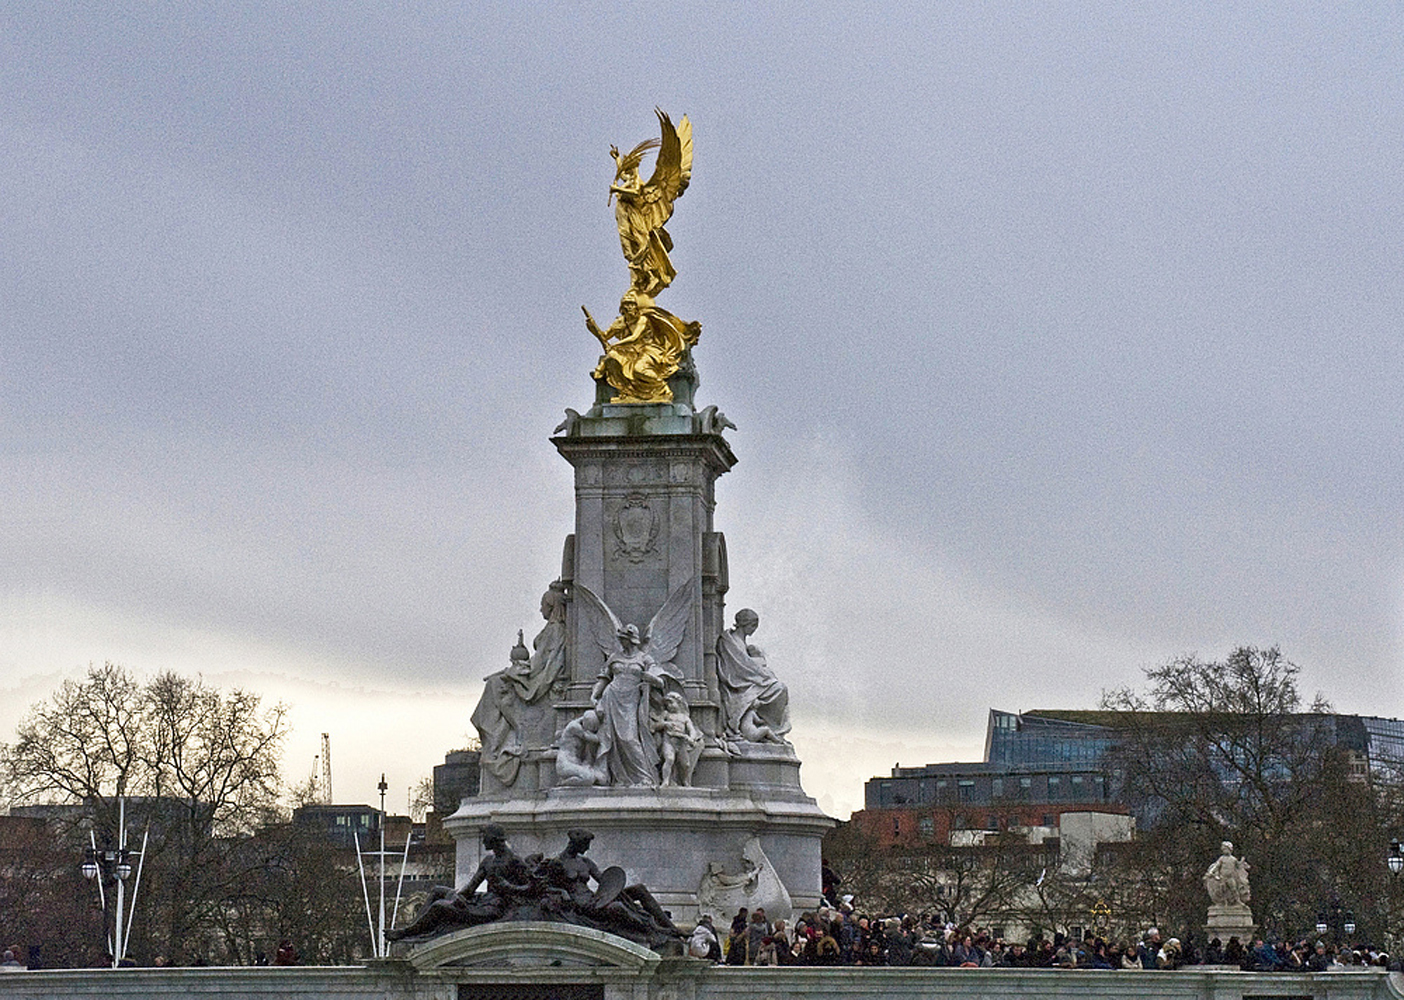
[610,109,693,297]
[573,580,694,786]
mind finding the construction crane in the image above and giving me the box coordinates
[320,733,333,803]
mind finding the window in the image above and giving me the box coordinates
[918,816,935,838]
[1017,777,1031,801]
[991,778,1004,799]
[958,780,976,803]
[1047,776,1062,800]
[936,779,948,803]
[1070,776,1085,799]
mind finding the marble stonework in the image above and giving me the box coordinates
[452,372,832,925]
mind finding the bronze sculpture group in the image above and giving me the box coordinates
[388,825,681,951]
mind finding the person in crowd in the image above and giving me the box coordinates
[819,915,836,966]
[1086,938,1114,969]
[1203,937,1224,964]
[1249,936,1280,971]
[0,950,25,972]
[884,918,912,966]
[855,939,885,965]
[1137,927,1161,969]
[753,936,779,966]
[689,914,721,961]
[745,909,769,964]
[768,918,792,965]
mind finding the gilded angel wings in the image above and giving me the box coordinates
[573,579,692,684]
[609,109,693,297]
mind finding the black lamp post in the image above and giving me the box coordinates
[81,843,132,966]
[1314,901,1355,943]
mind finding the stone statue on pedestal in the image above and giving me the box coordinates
[715,609,791,746]
[1203,840,1256,953]
[1204,841,1252,906]
[444,111,835,926]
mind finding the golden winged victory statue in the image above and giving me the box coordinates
[582,109,701,404]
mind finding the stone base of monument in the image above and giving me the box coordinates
[445,748,832,927]
[1204,903,1256,950]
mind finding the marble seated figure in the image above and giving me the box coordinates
[555,709,608,787]
[715,609,791,745]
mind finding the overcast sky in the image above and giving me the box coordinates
[3,3,1401,818]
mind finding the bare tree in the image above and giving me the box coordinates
[3,663,149,804]
[824,821,1049,929]
[1099,646,1398,942]
[0,664,288,965]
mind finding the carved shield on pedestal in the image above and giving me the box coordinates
[613,494,658,563]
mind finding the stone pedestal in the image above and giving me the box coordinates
[445,781,832,926]
[450,371,833,925]
[1205,903,1256,947]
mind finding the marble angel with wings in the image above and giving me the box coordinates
[573,580,699,786]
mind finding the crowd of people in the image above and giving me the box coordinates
[686,906,1400,972]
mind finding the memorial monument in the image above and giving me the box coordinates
[443,110,833,926]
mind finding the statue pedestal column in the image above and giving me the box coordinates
[1205,903,1256,951]
[444,781,833,927]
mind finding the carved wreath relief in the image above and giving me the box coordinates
[613,493,659,563]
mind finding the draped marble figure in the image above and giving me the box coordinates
[715,609,791,745]
[574,580,695,786]
[470,582,569,786]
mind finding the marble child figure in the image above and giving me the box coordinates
[652,691,703,786]
[1204,841,1252,906]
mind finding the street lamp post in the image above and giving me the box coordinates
[1314,901,1355,944]
[378,774,388,959]
[1389,839,1403,877]
[80,797,147,968]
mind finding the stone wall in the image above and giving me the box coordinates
[1,963,1401,1000]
